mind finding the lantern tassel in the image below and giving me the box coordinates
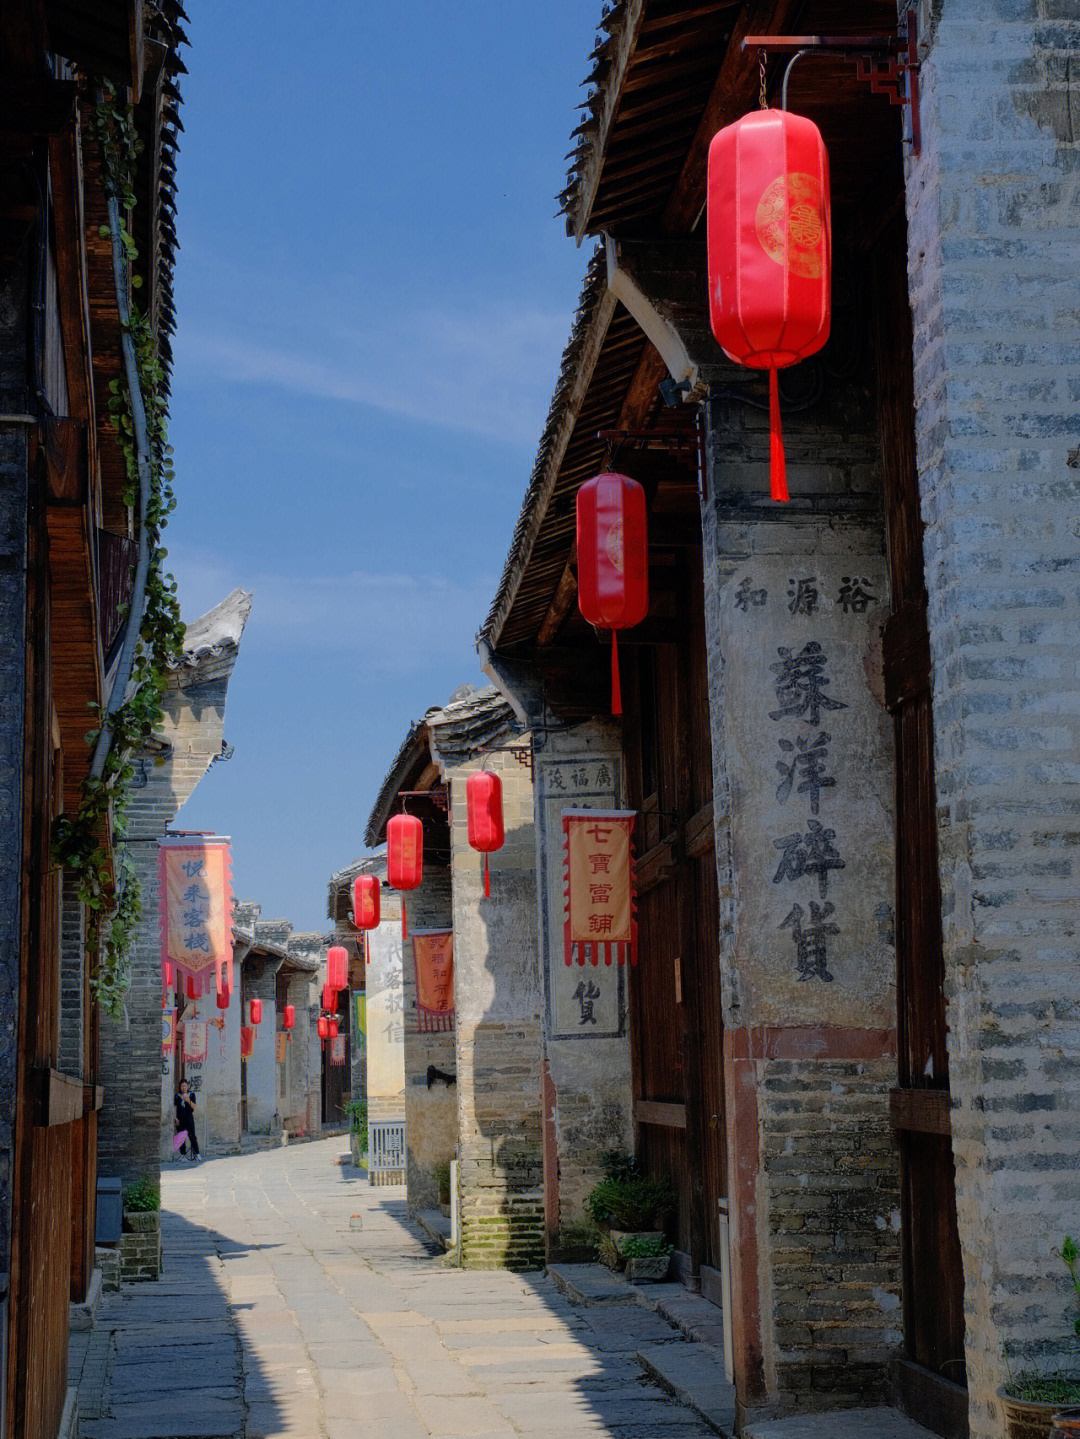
[484,854,490,899]
[769,368,789,502]
[610,629,623,716]
[402,904,408,942]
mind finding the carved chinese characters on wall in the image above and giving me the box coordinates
[720,552,894,1024]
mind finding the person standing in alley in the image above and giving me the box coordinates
[174,1079,200,1161]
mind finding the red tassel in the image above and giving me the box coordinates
[483,854,490,898]
[769,368,789,502]
[402,904,408,941]
[610,629,622,716]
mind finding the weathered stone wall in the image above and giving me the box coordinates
[701,394,900,1416]
[441,742,544,1270]
[904,4,1080,1434]
[402,865,456,1209]
[103,634,245,1184]
[243,961,279,1134]
[531,723,635,1246]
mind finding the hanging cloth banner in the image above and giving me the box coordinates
[182,1019,208,1063]
[240,1026,254,1060]
[160,836,234,998]
[562,810,638,967]
[162,1008,177,1059]
[412,929,454,1033]
[330,1034,346,1067]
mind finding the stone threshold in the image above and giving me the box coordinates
[745,1407,939,1439]
[415,1206,452,1252]
[549,1263,735,1434]
[69,1268,102,1332]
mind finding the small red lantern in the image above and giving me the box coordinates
[216,987,230,1012]
[466,770,504,897]
[283,1004,295,1030]
[240,1026,254,1060]
[707,108,831,502]
[576,472,648,716]
[387,811,423,939]
[322,982,337,1012]
[317,1015,329,1049]
[328,1019,339,1039]
[185,975,202,1001]
[352,873,380,930]
[327,945,348,992]
[249,997,263,1026]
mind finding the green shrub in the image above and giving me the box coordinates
[122,1177,160,1212]
[620,1235,672,1259]
[1002,1371,1080,1404]
[585,1174,676,1231]
[344,1099,368,1151]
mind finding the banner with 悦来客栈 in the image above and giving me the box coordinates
[159,836,233,998]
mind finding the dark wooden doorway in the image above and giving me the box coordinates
[623,547,726,1278]
[874,211,967,1438]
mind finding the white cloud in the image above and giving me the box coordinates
[171,300,568,448]
[169,548,495,675]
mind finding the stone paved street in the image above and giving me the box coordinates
[71,1136,729,1439]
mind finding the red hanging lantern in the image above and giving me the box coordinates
[185,974,202,1001]
[387,811,423,939]
[576,472,648,716]
[216,987,231,1011]
[466,770,504,898]
[322,982,337,1012]
[283,1004,295,1030]
[352,873,380,930]
[317,1015,329,1040]
[240,1026,254,1060]
[707,108,831,503]
[329,1018,339,1039]
[327,945,348,992]
[249,997,263,1026]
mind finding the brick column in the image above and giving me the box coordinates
[905,4,1080,1434]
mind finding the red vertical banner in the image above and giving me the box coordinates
[329,1034,346,1067]
[562,810,637,967]
[412,929,454,1033]
[159,836,234,998]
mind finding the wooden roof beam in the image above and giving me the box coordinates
[572,0,648,244]
[660,0,805,235]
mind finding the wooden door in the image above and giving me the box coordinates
[625,549,725,1273]
[874,213,967,1433]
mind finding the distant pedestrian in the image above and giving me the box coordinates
[174,1080,200,1161]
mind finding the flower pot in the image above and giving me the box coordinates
[1000,1388,1080,1439]
[1052,1409,1080,1439]
[611,1229,666,1256]
[625,1254,671,1283]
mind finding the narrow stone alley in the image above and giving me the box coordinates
[69,1136,733,1439]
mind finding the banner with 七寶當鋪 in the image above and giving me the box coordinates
[562,810,637,967]
[412,929,454,1033]
[159,837,233,999]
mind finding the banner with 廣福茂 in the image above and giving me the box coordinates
[562,810,637,967]
[412,929,454,1033]
[159,837,233,999]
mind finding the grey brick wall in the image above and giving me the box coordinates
[905,3,1080,1434]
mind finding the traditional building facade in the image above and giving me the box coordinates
[476,3,1080,1438]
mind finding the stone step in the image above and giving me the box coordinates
[548,1262,639,1306]
[744,1407,940,1439]
[415,1207,452,1252]
[636,1339,736,1436]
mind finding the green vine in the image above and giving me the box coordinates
[51,84,185,1019]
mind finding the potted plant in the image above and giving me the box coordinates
[622,1235,673,1284]
[120,1177,161,1282]
[345,1099,368,1170]
[999,1237,1080,1439]
[585,1152,676,1271]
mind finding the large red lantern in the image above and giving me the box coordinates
[282,1004,295,1031]
[352,873,380,930]
[576,472,648,716]
[466,770,504,898]
[249,997,263,1026]
[327,945,348,992]
[322,982,337,1012]
[707,108,831,502]
[387,811,423,939]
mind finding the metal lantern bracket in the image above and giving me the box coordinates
[396,788,450,816]
[744,8,920,155]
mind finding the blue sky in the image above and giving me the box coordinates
[166,2,594,931]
